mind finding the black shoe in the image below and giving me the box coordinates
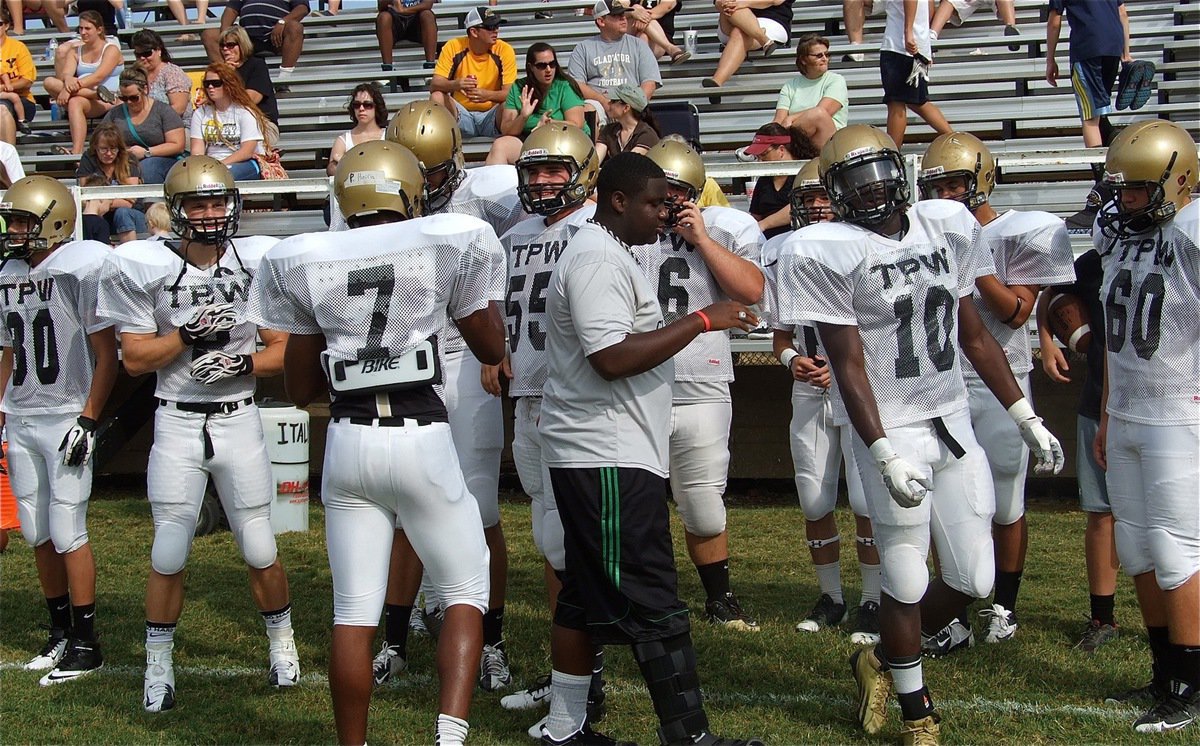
[670,734,765,746]
[16,119,33,135]
[541,722,635,746]
[423,60,437,70]
[795,593,847,632]
[1004,24,1021,52]
[1066,205,1098,235]
[850,601,881,645]
[705,592,759,631]
[921,618,974,658]
[1107,680,1167,708]
[1133,684,1200,733]
[39,638,103,686]
[1074,619,1119,653]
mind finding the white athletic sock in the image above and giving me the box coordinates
[146,622,175,646]
[814,562,844,604]
[544,670,591,739]
[435,713,469,745]
[277,66,295,80]
[860,563,882,604]
[890,656,924,695]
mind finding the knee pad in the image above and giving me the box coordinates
[151,523,196,576]
[807,535,840,550]
[229,509,278,570]
[941,532,995,600]
[48,500,89,554]
[1114,519,1154,578]
[436,571,489,614]
[991,471,1026,526]
[674,488,726,537]
[20,523,50,549]
[1147,527,1199,591]
[880,544,929,605]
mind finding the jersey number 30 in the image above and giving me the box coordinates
[6,310,61,386]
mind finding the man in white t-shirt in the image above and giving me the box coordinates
[879,0,952,147]
[0,140,25,185]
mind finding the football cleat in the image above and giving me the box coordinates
[921,618,974,658]
[850,646,893,734]
[143,643,176,713]
[540,722,635,746]
[502,673,552,710]
[526,692,607,738]
[423,607,445,639]
[850,601,881,645]
[979,604,1018,643]
[674,734,765,745]
[268,637,301,687]
[705,592,760,631]
[1133,684,1199,733]
[1107,680,1167,708]
[901,713,942,745]
[409,607,431,638]
[372,643,408,686]
[479,642,513,692]
[1075,619,1119,653]
[796,593,847,633]
[24,627,69,671]
[39,638,103,686]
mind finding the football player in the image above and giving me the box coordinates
[1092,119,1199,733]
[370,101,526,691]
[539,151,762,745]
[917,132,1075,651]
[96,156,300,713]
[765,159,883,643]
[0,176,117,686]
[775,125,1064,744]
[248,139,506,746]
[639,138,765,631]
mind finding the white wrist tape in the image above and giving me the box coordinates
[780,348,799,368]
[868,437,896,465]
[1007,397,1037,424]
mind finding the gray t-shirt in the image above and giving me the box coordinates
[567,34,662,95]
[103,100,186,149]
[540,222,673,476]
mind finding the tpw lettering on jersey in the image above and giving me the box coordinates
[668,234,693,253]
[869,247,951,289]
[513,240,566,267]
[1114,236,1176,269]
[167,279,251,309]
[1,277,55,306]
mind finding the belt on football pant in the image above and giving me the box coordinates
[332,417,436,428]
[931,416,966,459]
[158,398,254,459]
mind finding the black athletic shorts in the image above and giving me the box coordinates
[386,8,425,44]
[880,49,929,105]
[549,466,691,645]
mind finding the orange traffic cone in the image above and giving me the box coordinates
[0,442,19,552]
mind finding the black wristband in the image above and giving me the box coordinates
[1001,295,1023,326]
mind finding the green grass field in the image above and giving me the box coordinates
[0,486,1187,745]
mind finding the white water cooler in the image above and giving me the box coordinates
[258,403,311,534]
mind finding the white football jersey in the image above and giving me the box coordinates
[0,241,112,416]
[502,203,596,398]
[1098,200,1200,425]
[759,231,788,330]
[632,207,764,385]
[248,214,505,414]
[962,210,1075,378]
[775,199,992,429]
[98,236,277,404]
[434,165,526,355]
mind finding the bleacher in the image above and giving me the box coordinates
[8,0,1198,239]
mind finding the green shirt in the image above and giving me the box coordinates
[504,76,590,136]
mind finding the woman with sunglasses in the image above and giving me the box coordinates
[101,65,186,185]
[76,122,149,243]
[485,43,588,165]
[129,29,192,121]
[216,26,279,126]
[771,33,847,149]
[42,10,124,155]
[190,63,269,181]
[324,83,388,230]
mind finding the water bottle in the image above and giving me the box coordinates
[318,96,328,125]
[123,4,134,31]
[45,38,59,63]
[50,102,61,121]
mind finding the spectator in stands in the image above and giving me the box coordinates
[78,173,115,244]
[772,33,847,148]
[165,0,212,40]
[218,25,280,124]
[144,201,173,239]
[930,0,1020,47]
[841,0,883,62]
[744,122,815,239]
[0,6,36,144]
[326,82,387,176]
[102,65,187,184]
[190,62,268,180]
[0,138,24,185]
[76,122,148,243]
[203,0,309,88]
[130,30,193,122]
[1045,0,1131,230]
[628,0,689,64]
[80,0,121,35]
[314,0,341,14]
[43,9,124,155]
[567,0,662,125]
[485,42,588,165]
[4,0,69,35]
[595,83,659,162]
[702,0,793,89]
[429,7,516,139]
[376,0,438,74]
[879,0,952,147]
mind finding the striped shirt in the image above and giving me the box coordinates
[229,0,308,41]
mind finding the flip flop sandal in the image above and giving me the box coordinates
[1130,60,1157,110]
[1115,59,1153,110]
[670,50,691,65]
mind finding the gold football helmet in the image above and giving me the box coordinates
[334,140,425,224]
[515,122,599,216]
[790,158,832,229]
[1099,119,1198,237]
[1,175,77,259]
[385,102,464,212]
[918,131,996,209]
[819,124,909,226]
[646,139,705,227]
[164,155,241,243]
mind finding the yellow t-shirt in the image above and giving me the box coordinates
[434,36,517,113]
[698,177,731,209]
[1,36,37,103]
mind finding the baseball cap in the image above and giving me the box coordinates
[610,83,647,112]
[593,0,632,18]
[743,133,792,157]
[465,6,506,30]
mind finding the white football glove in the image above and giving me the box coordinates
[59,416,98,467]
[869,438,932,509]
[907,54,931,87]
[179,303,239,345]
[1008,398,1065,475]
[191,351,254,385]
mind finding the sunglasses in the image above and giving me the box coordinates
[808,51,831,59]
[350,101,375,110]
[135,48,156,58]
[202,79,223,88]
[220,41,241,50]
[96,146,119,154]
[533,60,558,71]
[119,94,142,103]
